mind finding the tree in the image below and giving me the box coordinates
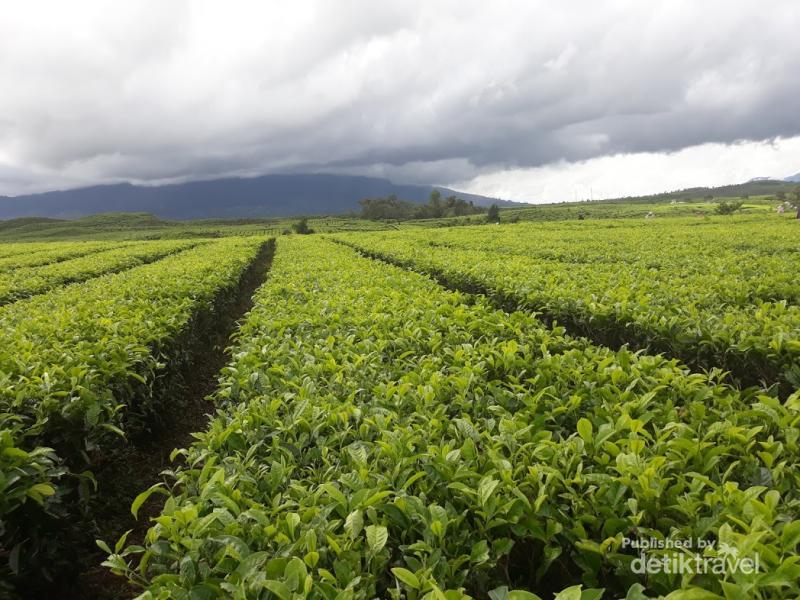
[714,200,743,215]
[429,189,443,218]
[292,217,314,234]
[359,193,484,221]
[486,204,500,223]
[359,195,416,220]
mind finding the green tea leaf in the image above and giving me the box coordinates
[577,418,593,443]
[131,483,166,519]
[391,567,420,589]
[365,524,388,554]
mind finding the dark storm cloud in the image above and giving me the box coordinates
[1,0,799,195]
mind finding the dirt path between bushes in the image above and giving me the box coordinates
[57,239,276,600]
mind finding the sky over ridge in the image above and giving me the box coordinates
[1,1,799,201]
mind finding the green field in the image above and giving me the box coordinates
[0,206,798,599]
[0,186,790,243]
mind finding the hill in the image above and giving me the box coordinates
[0,174,523,220]
[601,178,798,204]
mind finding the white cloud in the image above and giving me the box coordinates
[0,0,799,196]
[456,136,800,203]
[544,44,578,72]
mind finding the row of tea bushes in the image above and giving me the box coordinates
[113,237,800,599]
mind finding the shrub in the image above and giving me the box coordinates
[715,200,743,215]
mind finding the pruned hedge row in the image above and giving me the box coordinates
[0,240,122,270]
[0,237,269,592]
[335,219,800,395]
[0,239,204,305]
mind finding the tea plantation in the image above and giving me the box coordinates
[0,212,797,599]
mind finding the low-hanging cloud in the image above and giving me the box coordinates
[1,0,799,198]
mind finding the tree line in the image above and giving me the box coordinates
[359,190,486,221]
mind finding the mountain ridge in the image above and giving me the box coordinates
[596,178,798,204]
[0,174,524,220]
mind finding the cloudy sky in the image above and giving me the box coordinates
[1,1,799,202]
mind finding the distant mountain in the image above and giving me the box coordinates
[784,173,800,183]
[0,174,525,220]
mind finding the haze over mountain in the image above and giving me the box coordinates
[0,174,521,220]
